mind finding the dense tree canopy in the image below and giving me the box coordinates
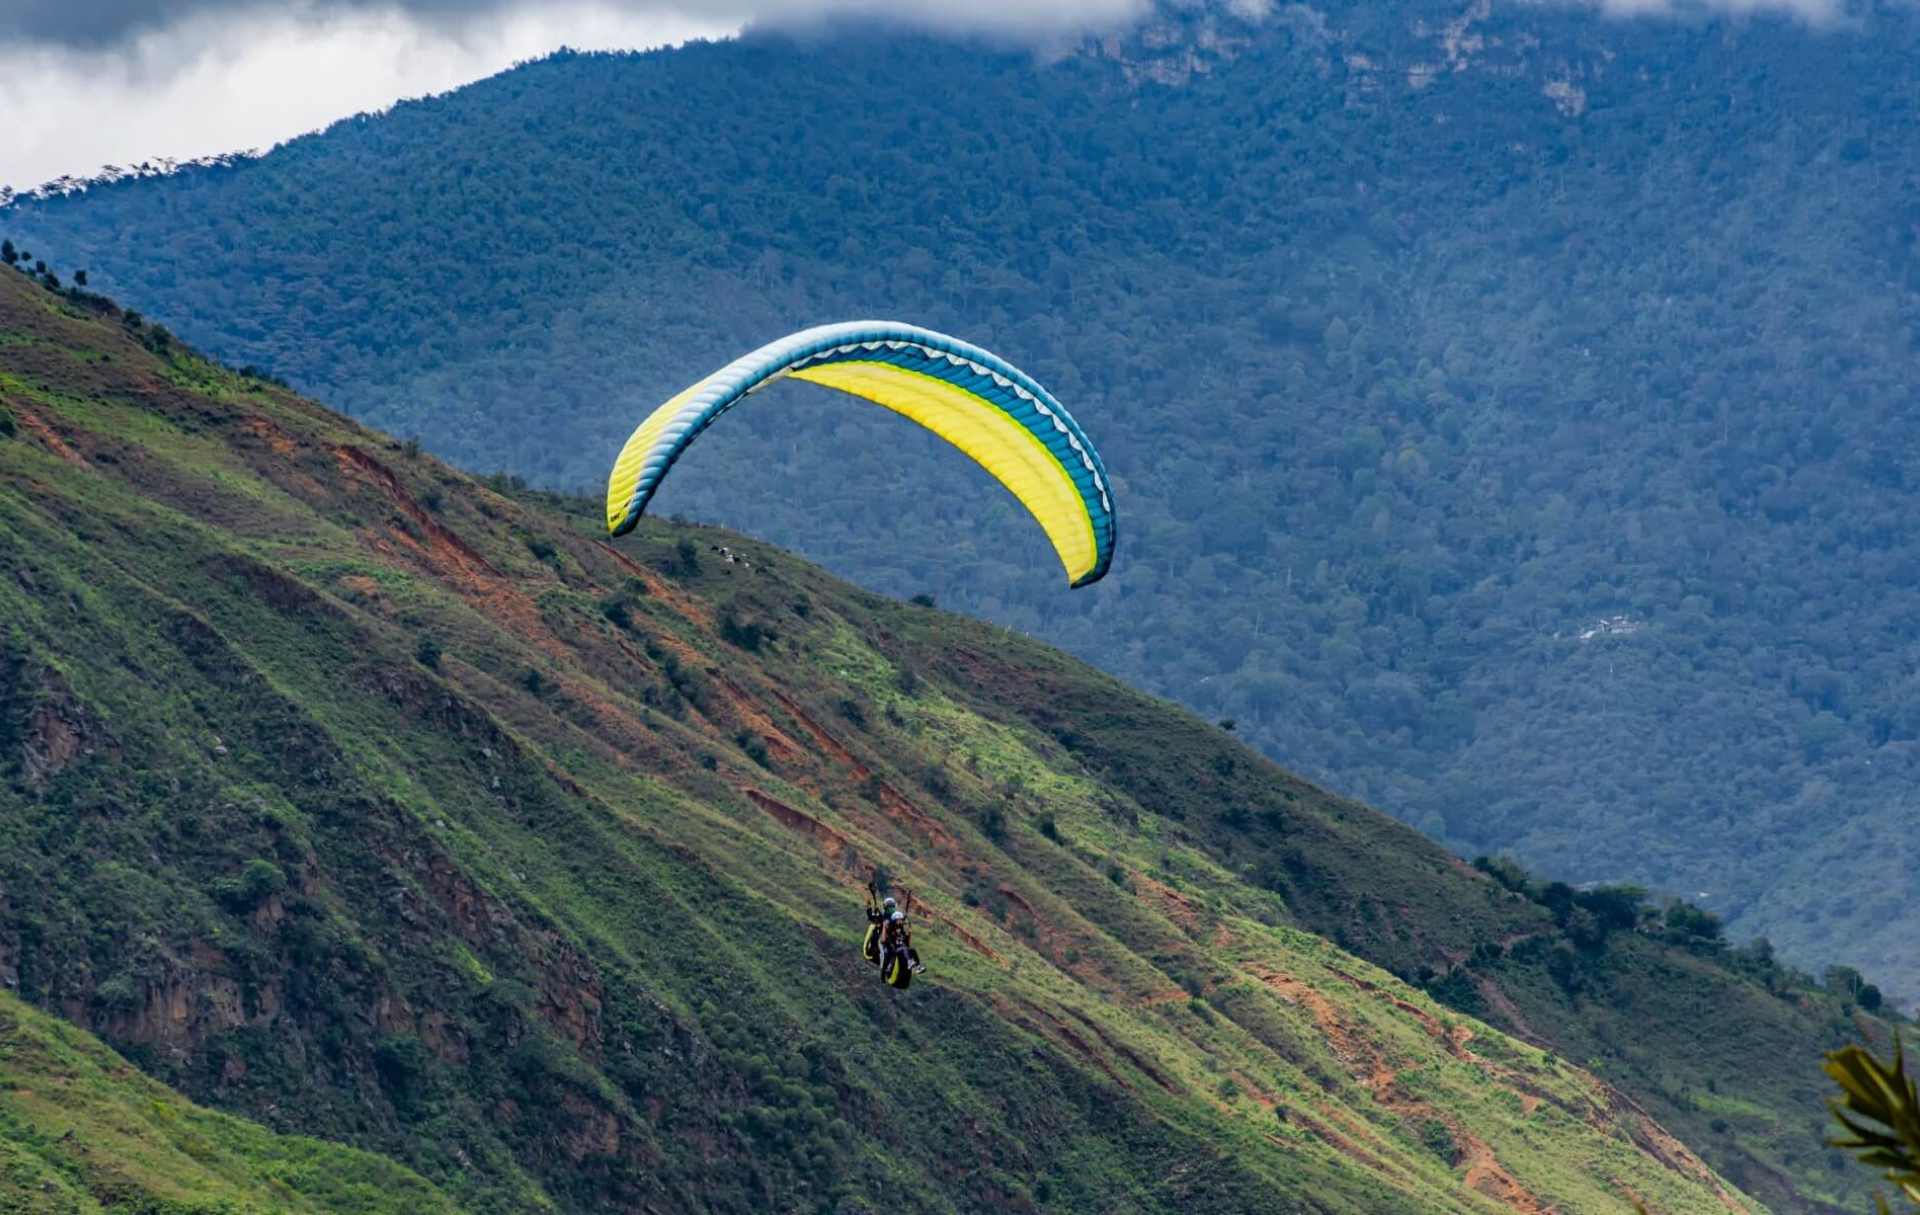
[9,0,1920,994]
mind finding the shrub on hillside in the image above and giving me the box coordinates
[1664,900,1724,942]
[212,858,287,912]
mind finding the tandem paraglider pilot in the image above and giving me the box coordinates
[864,882,926,989]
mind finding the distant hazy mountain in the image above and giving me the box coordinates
[8,0,1920,998]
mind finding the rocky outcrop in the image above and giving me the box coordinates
[3,658,117,792]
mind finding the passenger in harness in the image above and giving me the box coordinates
[864,883,926,988]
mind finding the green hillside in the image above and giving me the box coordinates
[0,987,468,1213]
[6,1,1919,999]
[0,258,1899,1212]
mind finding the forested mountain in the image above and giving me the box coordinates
[6,0,1919,1003]
[5,263,1905,1212]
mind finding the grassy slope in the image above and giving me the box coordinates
[0,988,468,1214]
[0,267,1876,1213]
[886,617,1892,1213]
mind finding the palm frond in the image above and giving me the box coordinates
[1827,1034,1920,1208]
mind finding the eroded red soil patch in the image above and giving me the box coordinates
[1250,963,1553,1214]
[706,671,808,767]
[916,905,1001,964]
[240,414,299,456]
[1605,1091,1749,1214]
[599,543,714,629]
[745,788,857,858]
[335,445,499,578]
[9,402,86,465]
[1135,874,1202,933]
[1278,1110,1406,1183]
[768,688,871,779]
[1061,1005,1180,1095]
[867,779,964,855]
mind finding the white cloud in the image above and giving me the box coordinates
[5,0,1873,192]
[0,0,1146,193]
[755,0,1147,36]
[0,5,744,191]
[0,0,1147,45]
[1563,0,1855,23]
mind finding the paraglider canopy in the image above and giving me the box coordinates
[605,321,1116,587]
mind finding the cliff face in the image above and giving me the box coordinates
[0,266,1873,1212]
[0,985,471,1213]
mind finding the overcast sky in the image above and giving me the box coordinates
[0,0,1868,193]
[0,0,1152,192]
